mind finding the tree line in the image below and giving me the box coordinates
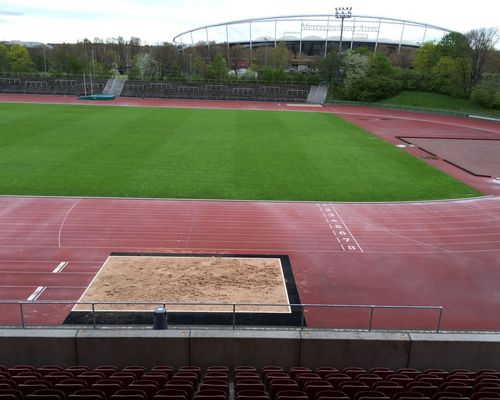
[0,28,498,109]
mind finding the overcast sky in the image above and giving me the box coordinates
[0,0,498,44]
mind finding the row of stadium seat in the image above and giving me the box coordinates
[0,78,310,102]
[1,366,500,400]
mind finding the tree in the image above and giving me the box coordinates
[130,53,159,80]
[259,66,288,83]
[470,73,500,109]
[319,51,341,82]
[7,44,34,73]
[208,54,228,81]
[27,45,50,74]
[0,43,9,72]
[192,55,208,80]
[228,45,248,72]
[413,42,439,72]
[341,50,369,99]
[368,52,394,76]
[339,50,400,101]
[437,32,470,59]
[466,27,499,85]
[152,42,178,77]
[430,56,467,96]
[268,42,293,69]
[50,43,84,75]
[358,75,401,102]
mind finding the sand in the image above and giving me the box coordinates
[74,256,290,313]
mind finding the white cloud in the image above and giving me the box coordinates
[0,0,498,44]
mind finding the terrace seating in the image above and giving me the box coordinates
[2,365,500,400]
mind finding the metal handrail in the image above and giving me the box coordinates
[327,99,500,120]
[0,301,444,333]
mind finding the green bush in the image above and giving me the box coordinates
[399,69,433,91]
[471,75,500,109]
[358,75,402,102]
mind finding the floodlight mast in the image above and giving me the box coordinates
[335,6,352,54]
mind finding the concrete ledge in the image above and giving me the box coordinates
[0,329,78,366]
[76,329,190,368]
[0,329,499,369]
[300,331,411,369]
[409,333,500,370]
[190,330,301,369]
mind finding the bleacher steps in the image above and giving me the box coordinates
[306,85,328,104]
[103,78,126,97]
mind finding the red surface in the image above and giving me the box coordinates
[326,104,500,195]
[0,94,499,330]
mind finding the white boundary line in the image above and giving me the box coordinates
[72,307,291,314]
[469,115,500,122]
[71,255,111,311]
[277,258,292,314]
[318,204,363,252]
[72,255,292,314]
[286,103,323,108]
[0,192,495,206]
[1,285,87,288]
[58,199,81,247]
[52,261,68,273]
[330,205,364,253]
[27,286,46,301]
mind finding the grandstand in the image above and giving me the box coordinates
[0,77,312,103]
[173,14,451,60]
[2,362,500,400]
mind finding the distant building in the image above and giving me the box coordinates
[173,14,451,58]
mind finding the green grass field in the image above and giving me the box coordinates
[379,91,500,117]
[0,103,480,202]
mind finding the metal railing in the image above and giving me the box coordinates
[0,301,444,332]
[327,99,500,120]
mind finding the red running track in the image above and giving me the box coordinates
[0,94,499,330]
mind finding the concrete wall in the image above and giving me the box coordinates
[0,329,499,369]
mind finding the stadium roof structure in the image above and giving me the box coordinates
[173,14,452,57]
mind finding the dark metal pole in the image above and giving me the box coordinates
[335,7,352,55]
[339,17,345,54]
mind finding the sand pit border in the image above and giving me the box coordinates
[65,253,302,327]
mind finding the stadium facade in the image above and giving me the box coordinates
[173,14,451,58]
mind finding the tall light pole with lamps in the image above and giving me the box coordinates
[335,7,352,54]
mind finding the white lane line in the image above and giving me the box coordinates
[331,205,364,253]
[318,204,364,252]
[27,286,46,301]
[52,261,68,273]
[58,199,81,247]
[334,110,500,135]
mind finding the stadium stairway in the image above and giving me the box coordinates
[103,79,126,97]
[306,85,328,104]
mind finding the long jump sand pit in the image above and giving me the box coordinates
[67,254,301,326]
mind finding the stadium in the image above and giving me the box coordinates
[0,6,500,393]
[173,14,451,60]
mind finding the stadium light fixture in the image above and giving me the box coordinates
[335,6,352,54]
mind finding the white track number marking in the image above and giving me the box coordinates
[318,204,363,253]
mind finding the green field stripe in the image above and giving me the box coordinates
[0,103,481,202]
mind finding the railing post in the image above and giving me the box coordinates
[232,304,236,330]
[301,304,305,330]
[20,303,25,328]
[437,307,443,333]
[92,303,96,329]
[369,306,374,331]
